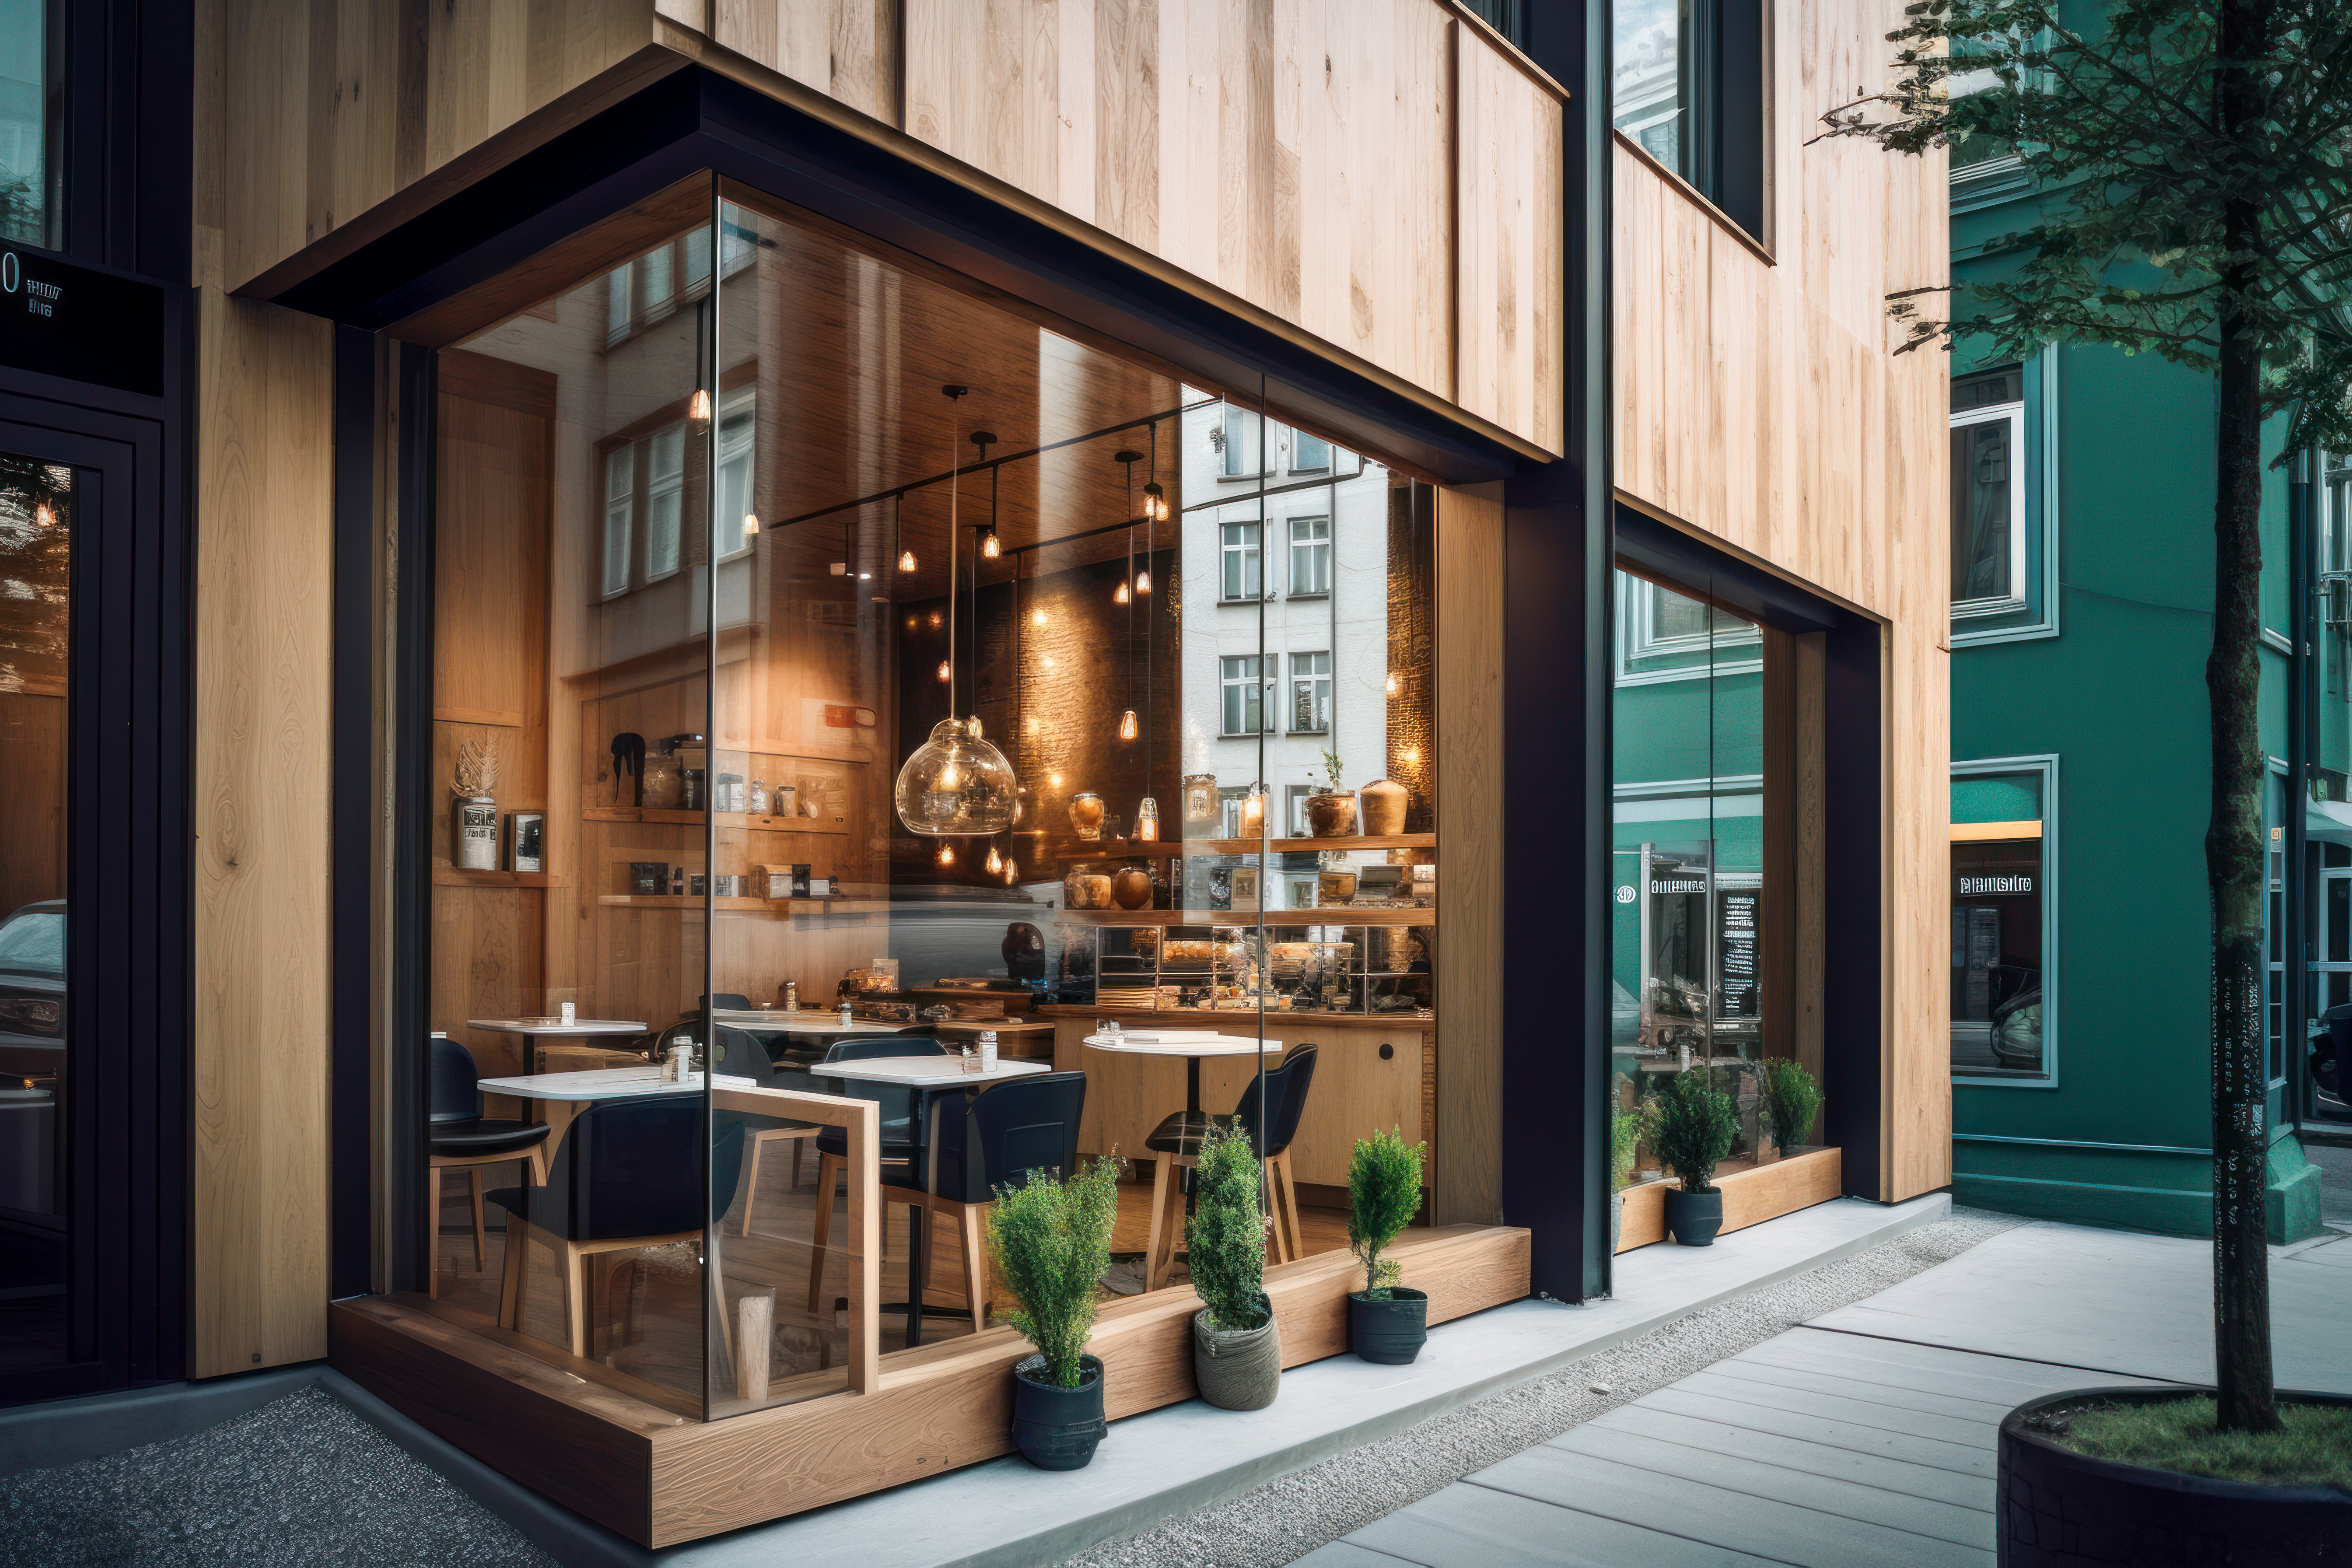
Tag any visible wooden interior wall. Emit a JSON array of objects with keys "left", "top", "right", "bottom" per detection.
[
  {"left": 1610, "top": 0, "right": 1950, "bottom": 1200},
  {"left": 1433, "top": 482, "right": 1502, "bottom": 1225},
  {"left": 0, "top": 696, "right": 64, "bottom": 920},
  {"left": 191, "top": 290, "right": 336, "bottom": 1376}
]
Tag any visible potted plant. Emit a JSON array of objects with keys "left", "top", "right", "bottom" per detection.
[
  {"left": 1186, "top": 1125, "right": 1281, "bottom": 1410},
  {"left": 1760, "top": 1060, "right": 1822, "bottom": 1158},
  {"left": 1305, "top": 748, "right": 1357, "bottom": 837},
  {"left": 1650, "top": 1069, "right": 1737, "bottom": 1246},
  {"left": 1609, "top": 1102, "right": 1651, "bottom": 1255},
  {"left": 1345, "top": 1127, "right": 1427, "bottom": 1363},
  {"left": 988, "top": 1152, "right": 1122, "bottom": 1470}
]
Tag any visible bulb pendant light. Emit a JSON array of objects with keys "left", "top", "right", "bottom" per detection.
[
  {"left": 1134, "top": 567, "right": 1152, "bottom": 595},
  {"left": 981, "top": 527, "right": 1000, "bottom": 558},
  {"left": 936, "top": 842, "right": 956, "bottom": 867},
  {"left": 985, "top": 845, "right": 1003, "bottom": 874},
  {"left": 900, "top": 549, "right": 918, "bottom": 573},
  {"left": 1113, "top": 578, "right": 1130, "bottom": 605},
  {"left": 1118, "top": 709, "right": 1138, "bottom": 741},
  {"left": 936, "top": 659, "right": 952, "bottom": 683},
  {"left": 689, "top": 389, "right": 712, "bottom": 423}
]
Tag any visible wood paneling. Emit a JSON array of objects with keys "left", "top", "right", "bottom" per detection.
[
  {"left": 713, "top": 0, "right": 900, "bottom": 122},
  {"left": 1614, "top": 1147, "right": 1842, "bottom": 1252},
  {"left": 1434, "top": 482, "right": 1501, "bottom": 1225},
  {"left": 0, "top": 695, "right": 65, "bottom": 920},
  {"left": 1453, "top": 35, "right": 1562, "bottom": 450},
  {"left": 332, "top": 1220, "right": 1528, "bottom": 1546},
  {"left": 192, "top": 290, "right": 336, "bottom": 1377},
  {"left": 1611, "top": 0, "right": 1950, "bottom": 1201}
]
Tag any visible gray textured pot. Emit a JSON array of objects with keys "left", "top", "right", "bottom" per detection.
[
  {"left": 1610, "top": 1188, "right": 1622, "bottom": 1255},
  {"left": 1193, "top": 1298, "right": 1281, "bottom": 1411}
]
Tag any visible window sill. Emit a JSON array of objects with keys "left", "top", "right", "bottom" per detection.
[
  {"left": 1218, "top": 595, "right": 1274, "bottom": 607},
  {"left": 1285, "top": 592, "right": 1330, "bottom": 602}
]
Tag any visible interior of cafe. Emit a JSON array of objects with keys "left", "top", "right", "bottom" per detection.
[{"left": 417, "top": 181, "right": 1451, "bottom": 1419}]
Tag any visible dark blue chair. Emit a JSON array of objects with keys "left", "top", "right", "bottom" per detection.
[
  {"left": 894, "top": 1071, "right": 1088, "bottom": 1331},
  {"left": 1141, "top": 1044, "right": 1319, "bottom": 1289},
  {"left": 427, "top": 1036, "right": 552, "bottom": 1298},
  {"left": 486, "top": 1097, "right": 744, "bottom": 1359},
  {"left": 800, "top": 1035, "right": 947, "bottom": 1317}
]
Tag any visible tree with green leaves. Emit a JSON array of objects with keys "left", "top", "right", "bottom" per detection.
[{"left": 1820, "top": 0, "right": 2352, "bottom": 1433}]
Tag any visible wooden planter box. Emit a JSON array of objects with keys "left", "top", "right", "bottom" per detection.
[{"left": 1615, "top": 1146, "right": 1841, "bottom": 1252}]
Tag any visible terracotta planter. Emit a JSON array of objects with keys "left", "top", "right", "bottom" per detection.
[
  {"left": 1304, "top": 790, "right": 1357, "bottom": 837},
  {"left": 1358, "top": 779, "right": 1409, "bottom": 835},
  {"left": 1064, "top": 873, "right": 1114, "bottom": 910},
  {"left": 1111, "top": 866, "right": 1154, "bottom": 910}
]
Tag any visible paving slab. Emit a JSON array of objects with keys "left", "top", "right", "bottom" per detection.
[
  {"left": 1336, "top": 1480, "right": 1788, "bottom": 1568},
  {"left": 1809, "top": 1220, "right": 2352, "bottom": 1392},
  {"left": 1586, "top": 1403, "right": 1991, "bottom": 1509}
]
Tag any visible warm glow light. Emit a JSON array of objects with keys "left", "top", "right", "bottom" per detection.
[
  {"left": 1400, "top": 746, "right": 1421, "bottom": 764},
  {"left": 900, "top": 550, "right": 919, "bottom": 572},
  {"left": 1004, "top": 861, "right": 1019, "bottom": 884},
  {"left": 689, "top": 390, "right": 712, "bottom": 423},
  {"left": 1137, "top": 817, "right": 1158, "bottom": 842},
  {"left": 1048, "top": 772, "right": 1063, "bottom": 789},
  {"left": 1114, "top": 580, "right": 1130, "bottom": 605},
  {"left": 936, "top": 843, "right": 956, "bottom": 866},
  {"left": 906, "top": 615, "right": 918, "bottom": 631},
  {"left": 1118, "top": 709, "right": 1138, "bottom": 741},
  {"left": 966, "top": 716, "right": 984, "bottom": 738},
  {"left": 1031, "top": 607, "right": 1047, "bottom": 626},
  {"left": 936, "top": 660, "right": 953, "bottom": 683},
  {"left": 985, "top": 846, "right": 1003, "bottom": 874},
  {"left": 742, "top": 513, "right": 760, "bottom": 538},
  {"left": 981, "top": 528, "right": 1000, "bottom": 559},
  {"left": 1385, "top": 671, "right": 1401, "bottom": 696},
  {"left": 938, "top": 761, "right": 961, "bottom": 791},
  {"left": 928, "top": 611, "right": 943, "bottom": 629},
  {"left": 1134, "top": 569, "right": 1152, "bottom": 594},
  {"left": 1043, "top": 656, "right": 1056, "bottom": 669},
  {"left": 31, "top": 504, "right": 54, "bottom": 529}
]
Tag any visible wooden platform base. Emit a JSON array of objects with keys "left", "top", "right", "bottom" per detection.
[
  {"left": 1614, "top": 1145, "right": 1842, "bottom": 1252},
  {"left": 332, "top": 1222, "right": 1530, "bottom": 1547}
]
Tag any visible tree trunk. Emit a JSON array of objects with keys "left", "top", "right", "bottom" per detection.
[{"left": 2208, "top": 0, "right": 2281, "bottom": 1432}]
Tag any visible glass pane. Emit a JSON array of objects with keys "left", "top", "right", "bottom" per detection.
[
  {"left": 0, "top": 2, "right": 54, "bottom": 249},
  {"left": 0, "top": 452, "right": 70, "bottom": 1373},
  {"left": 1950, "top": 830, "right": 2046, "bottom": 1077},
  {"left": 425, "top": 185, "right": 714, "bottom": 1415},
  {"left": 1951, "top": 416, "right": 2014, "bottom": 604},
  {"left": 1613, "top": 0, "right": 1687, "bottom": 172}
]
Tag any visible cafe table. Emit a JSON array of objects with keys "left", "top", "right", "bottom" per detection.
[
  {"left": 805, "top": 1054, "right": 1048, "bottom": 1346},
  {"left": 1080, "top": 1030, "right": 1283, "bottom": 1116},
  {"left": 467, "top": 1018, "right": 647, "bottom": 1074}
]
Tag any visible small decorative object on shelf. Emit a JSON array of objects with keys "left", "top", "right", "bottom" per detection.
[
  {"left": 1112, "top": 866, "right": 1153, "bottom": 910},
  {"left": 640, "top": 751, "right": 683, "bottom": 809},
  {"left": 1358, "top": 778, "right": 1409, "bottom": 836},
  {"left": 451, "top": 737, "right": 501, "bottom": 870},
  {"left": 1135, "top": 796, "right": 1160, "bottom": 842},
  {"left": 1238, "top": 785, "right": 1267, "bottom": 839},
  {"left": 1317, "top": 868, "right": 1357, "bottom": 905},
  {"left": 1068, "top": 791, "right": 1106, "bottom": 841},
  {"left": 505, "top": 811, "right": 544, "bottom": 874},
  {"left": 1305, "top": 749, "right": 1357, "bottom": 837},
  {"left": 747, "top": 776, "right": 769, "bottom": 816},
  {"left": 630, "top": 861, "right": 665, "bottom": 895},
  {"left": 1182, "top": 774, "right": 1218, "bottom": 825},
  {"left": 775, "top": 783, "right": 798, "bottom": 817},
  {"left": 1064, "top": 872, "right": 1115, "bottom": 910}
]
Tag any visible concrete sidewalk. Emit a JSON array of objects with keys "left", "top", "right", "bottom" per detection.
[{"left": 1295, "top": 1221, "right": 2352, "bottom": 1568}]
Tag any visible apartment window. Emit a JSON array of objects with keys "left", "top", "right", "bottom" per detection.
[
  {"left": 604, "top": 228, "right": 747, "bottom": 347},
  {"left": 1614, "top": 573, "right": 1762, "bottom": 682},
  {"left": 601, "top": 447, "right": 635, "bottom": 597},
  {"left": 1219, "top": 406, "right": 1249, "bottom": 477},
  {"left": 645, "top": 425, "right": 686, "bottom": 578},
  {"left": 1952, "top": 368, "right": 2026, "bottom": 616},
  {"left": 1291, "top": 431, "right": 1332, "bottom": 472},
  {"left": 1950, "top": 759, "right": 2055, "bottom": 1082},
  {"left": 1289, "top": 651, "right": 1332, "bottom": 734},
  {"left": 1285, "top": 784, "right": 1315, "bottom": 837},
  {"left": 1222, "top": 521, "right": 1262, "bottom": 602},
  {"left": 1221, "top": 654, "right": 1271, "bottom": 736},
  {"left": 715, "top": 392, "right": 755, "bottom": 560},
  {"left": 1289, "top": 517, "right": 1331, "bottom": 597},
  {"left": 1612, "top": 0, "right": 1765, "bottom": 236}
]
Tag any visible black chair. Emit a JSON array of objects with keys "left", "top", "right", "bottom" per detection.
[
  {"left": 719, "top": 1025, "right": 832, "bottom": 1237},
  {"left": 1141, "top": 1044, "right": 1320, "bottom": 1289},
  {"left": 882, "top": 1071, "right": 1088, "bottom": 1331},
  {"left": 427, "top": 1036, "right": 553, "bottom": 1299},
  {"left": 700, "top": 993, "right": 755, "bottom": 1012},
  {"left": 802, "top": 1035, "right": 946, "bottom": 1315},
  {"left": 486, "top": 1098, "right": 745, "bottom": 1360}
]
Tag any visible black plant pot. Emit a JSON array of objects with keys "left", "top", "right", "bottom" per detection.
[
  {"left": 1010, "top": 1353, "right": 1107, "bottom": 1471},
  {"left": 1665, "top": 1185, "right": 1723, "bottom": 1246},
  {"left": 1999, "top": 1387, "right": 2352, "bottom": 1566},
  {"left": 1348, "top": 1288, "right": 1428, "bottom": 1365}
]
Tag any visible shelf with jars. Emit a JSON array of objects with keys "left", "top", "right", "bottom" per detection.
[{"left": 1057, "top": 907, "right": 1437, "bottom": 926}]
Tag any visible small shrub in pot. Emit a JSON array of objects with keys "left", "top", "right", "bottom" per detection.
[
  {"left": 1760, "top": 1060, "right": 1822, "bottom": 1157},
  {"left": 1651, "top": 1070, "right": 1737, "bottom": 1246},
  {"left": 1346, "top": 1127, "right": 1428, "bottom": 1363},
  {"left": 989, "top": 1153, "right": 1122, "bottom": 1469},
  {"left": 1186, "top": 1125, "right": 1281, "bottom": 1409}
]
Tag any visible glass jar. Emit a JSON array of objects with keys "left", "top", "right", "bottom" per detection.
[
  {"left": 1068, "top": 791, "right": 1106, "bottom": 840},
  {"left": 1182, "top": 774, "right": 1218, "bottom": 824},
  {"left": 1135, "top": 796, "right": 1160, "bottom": 842},
  {"left": 1238, "top": 786, "right": 1266, "bottom": 840}
]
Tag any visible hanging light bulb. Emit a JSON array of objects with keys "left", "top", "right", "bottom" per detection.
[
  {"left": 937, "top": 659, "right": 952, "bottom": 683},
  {"left": 1142, "top": 481, "right": 1168, "bottom": 522},
  {"left": 1134, "top": 567, "right": 1152, "bottom": 595},
  {"left": 986, "top": 845, "right": 1003, "bottom": 874},
  {"left": 900, "top": 549, "right": 919, "bottom": 573},
  {"left": 31, "top": 503, "right": 54, "bottom": 529},
  {"left": 689, "top": 389, "right": 712, "bottom": 423},
  {"left": 936, "top": 842, "right": 956, "bottom": 867},
  {"left": 981, "top": 525, "right": 1000, "bottom": 559},
  {"left": 1031, "top": 606, "right": 1047, "bottom": 626},
  {"left": 1118, "top": 709, "right": 1138, "bottom": 742},
  {"left": 742, "top": 512, "right": 760, "bottom": 538},
  {"left": 1114, "top": 578, "right": 1130, "bottom": 606},
  {"left": 1003, "top": 859, "right": 1019, "bottom": 886}
]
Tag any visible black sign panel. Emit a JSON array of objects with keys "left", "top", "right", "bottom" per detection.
[
  {"left": 1718, "top": 889, "right": 1760, "bottom": 1021},
  {"left": 0, "top": 249, "right": 166, "bottom": 398}
]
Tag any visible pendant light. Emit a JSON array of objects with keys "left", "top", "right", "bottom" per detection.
[
  {"left": 985, "top": 844, "right": 1003, "bottom": 875},
  {"left": 1135, "top": 426, "right": 1154, "bottom": 595},
  {"left": 1112, "top": 449, "right": 1140, "bottom": 743},
  {"left": 895, "top": 386, "right": 1018, "bottom": 837},
  {"left": 1142, "top": 420, "right": 1169, "bottom": 522}
]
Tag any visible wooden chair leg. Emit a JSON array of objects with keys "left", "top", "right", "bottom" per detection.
[
  {"left": 498, "top": 1214, "right": 528, "bottom": 1330},
  {"left": 1275, "top": 1152, "right": 1304, "bottom": 1260},
  {"left": 805, "top": 1151, "right": 841, "bottom": 1316},
  {"left": 791, "top": 1137, "right": 806, "bottom": 1190},
  {"left": 528, "top": 1144, "right": 549, "bottom": 1185},
  {"left": 468, "top": 1168, "right": 488, "bottom": 1273},
  {"left": 956, "top": 1201, "right": 988, "bottom": 1331},
  {"left": 738, "top": 1134, "right": 766, "bottom": 1238},
  {"left": 708, "top": 1227, "right": 735, "bottom": 1371},
  {"left": 1145, "top": 1156, "right": 1182, "bottom": 1292},
  {"left": 427, "top": 1169, "right": 443, "bottom": 1300},
  {"left": 565, "top": 1239, "right": 588, "bottom": 1359}
]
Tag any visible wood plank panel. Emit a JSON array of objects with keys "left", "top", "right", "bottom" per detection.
[
  {"left": 1453, "top": 32, "right": 1562, "bottom": 451},
  {"left": 192, "top": 290, "right": 336, "bottom": 1377},
  {"left": 1434, "top": 482, "right": 1502, "bottom": 1225}
]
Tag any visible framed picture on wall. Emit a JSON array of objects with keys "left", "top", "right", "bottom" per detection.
[{"left": 506, "top": 812, "right": 546, "bottom": 874}]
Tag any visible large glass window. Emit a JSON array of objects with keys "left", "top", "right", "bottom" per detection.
[
  {"left": 1611, "top": 0, "right": 1764, "bottom": 230},
  {"left": 1950, "top": 764, "right": 2051, "bottom": 1080},
  {"left": 0, "top": 1, "right": 56, "bottom": 249}
]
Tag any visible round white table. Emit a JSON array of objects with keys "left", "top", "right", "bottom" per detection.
[
  {"left": 467, "top": 1018, "right": 647, "bottom": 1074},
  {"left": 1081, "top": 1030, "right": 1282, "bottom": 1116}
]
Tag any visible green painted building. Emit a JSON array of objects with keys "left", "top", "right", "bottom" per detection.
[{"left": 1946, "top": 155, "right": 2331, "bottom": 1241}]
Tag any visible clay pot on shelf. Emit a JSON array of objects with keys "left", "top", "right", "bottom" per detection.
[
  {"left": 1304, "top": 790, "right": 1358, "bottom": 838},
  {"left": 1111, "top": 867, "right": 1155, "bottom": 910},
  {"left": 1064, "top": 873, "right": 1115, "bottom": 910},
  {"left": 1358, "top": 779, "right": 1409, "bottom": 836}
]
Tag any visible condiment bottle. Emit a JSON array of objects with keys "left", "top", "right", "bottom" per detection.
[
  {"left": 666, "top": 1043, "right": 693, "bottom": 1083},
  {"left": 980, "top": 1029, "right": 999, "bottom": 1072},
  {"left": 838, "top": 998, "right": 854, "bottom": 1027},
  {"left": 784, "top": 980, "right": 799, "bottom": 1012}
]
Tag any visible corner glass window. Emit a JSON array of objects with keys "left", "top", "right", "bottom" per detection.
[{"left": 1950, "top": 765, "right": 2051, "bottom": 1081}]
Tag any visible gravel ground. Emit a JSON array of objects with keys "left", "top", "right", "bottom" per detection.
[
  {"left": 0, "top": 1384, "right": 552, "bottom": 1568},
  {"left": 1066, "top": 1206, "right": 2024, "bottom": 1568}
]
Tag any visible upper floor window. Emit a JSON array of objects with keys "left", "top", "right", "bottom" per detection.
[
  {"left": 1288, "top": 651, "right": 1332, "bottom": 734},
  {"left": 1611, "top": 0, "right": 1766, "bottom": 238},
  {"left": 644, "top": 425, "right": 686, "bottom": 580},
  {"left": 1221, "top": 654, "right": 1272, "bottom": 736},
  {"left": 605, "top": 224, "right": 753, "bottom": 348},
  {"left": 0, "top": 0, "right": 60, "bottom": 248},
  {"left": 602, "top": 447, "right": 634, "bottom": 598},
  {"left": 1218, "top": 406, "right": 1252, "bottom": 478},
  {"left": 1291, "top": 431, "right": 1331, "bottom": 472},
  {"left": 1614, "top": 573, "right": 1761, "bottom": 682},
  {"left": 1952, "top": 368, "right": 2026, "bottom": 617},
  {"left": 1289, "top": 516, "right": 1331, "bottom": 597},
  {"left": 714, "top": 390, "right": 756, "bottom": 562},
  {"left": 1222, "top": 520, "right": 1263, "bottom": 602}
]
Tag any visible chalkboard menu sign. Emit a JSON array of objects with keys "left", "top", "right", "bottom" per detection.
[{"left": 1718, "top": 889, "right": 1760, "bottom": 1021}]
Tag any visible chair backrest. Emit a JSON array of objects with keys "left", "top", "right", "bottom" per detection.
[
  {"left": 564, "top": 1097, "right": 746, "bottom": 1241},
  {"left": 820, "top": 1035, "right": 946, "bottom": 1130},
  {"left": 428, "top": 1036, "right": 480, "bottom": 1124},
  {"left": 712, "top": 1025, "right": 774, "bottom": 1085},
  {"left": 929, "top": 1071, "right": 1088, "bottom": 1204},
  {"left": 700, "top": 993, "right": 754, "bottom": 1012},
  {"left": 1264, "top": 1043, "right": 1320, "bottom": 1156}
]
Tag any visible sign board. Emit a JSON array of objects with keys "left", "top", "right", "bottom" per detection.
[{"left": 0, "top": 248, "right": 166, "bottom": 397}]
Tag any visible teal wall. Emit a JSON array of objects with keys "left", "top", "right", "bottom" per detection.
[{"left": 1950, "top": 187, "right": 2322, "bottom": 1242}]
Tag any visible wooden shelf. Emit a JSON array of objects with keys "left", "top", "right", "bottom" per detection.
[
  {"left": 582, "top": 806, "right": 848, "bottom": 834},
  {"left": 1051, "top": 838, "right": 1184, "bottom": 861},
  {"left": 1057, "top": 906, "right": 1436, "bottom": 927},
  {"left": 433, "top": 866, "right": 562, "bottom": 888},
  {"left": 1184, "top": 833, "right": 1436, "bottom": 855},
  {"left": 595, "top": 894, "right": 888, "bottom": 917}
]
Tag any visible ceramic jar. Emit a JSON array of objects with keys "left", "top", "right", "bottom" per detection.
[
  {"left": 1317, "top": 869, "right": 1358, "bottom": 905},
  {"left": 1065, "top": 872, "right": 1115, "bottom": 910},
  {"left": 1111, "top": 866, "right": 1154, "bottom": 910},
  {"left": 640, "top": 753, "right": 684, "bottom": 809},
  {"left": 1068, "top": 792, "right": 1106, "bottom": 841},
  {"left": 1304, "top": 789, "right": 1358, "bottom": 837},
  {"left": 454, "top": 795, "right": 499, "bottom": 869},
  {"left": 1358, "top": 779, "right": 1409, "bottom": 836}
]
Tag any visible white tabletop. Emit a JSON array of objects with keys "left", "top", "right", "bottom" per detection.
[
  {"left": 476, "top": 1067, "right": 756, "bottom": 1101},
  {"left": 1081, "top": 1031, "right": 1283, "bottom": 1057},
  {"left": 805, "top": 1057, "right": 1050, "bottom": 1088},
  {"left": 467, "top": 1018, "right": 647, "bottom": 1038},
  {"left": 712, "top": 1008, "right": 927, "bottom": 1036}
]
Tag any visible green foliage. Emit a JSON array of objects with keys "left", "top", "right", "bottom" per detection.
[
  {"left": 1761, "top": 1060, "right": 1824, "bottom": 1155},
  {"left": 1610, "top": 1106, "right": 1652, "bottom": 1193},
  {"left": 1816, "top": 0, "right": 2352, "bottom": 455},
  {"left": 2058, "top": 1397, "right": 2352, "bottom": 1488},
  {"left": 987, "top": 1154, "right": 1122, "bottom": 1388},
  {"left": 1347, "top": 1127, "right": 1425, "bottom": 1297},
  {"left": 1650, "top": 1071, "right": 1739, "bottom": 1194},
  {"left": 1318, "top": 748, "right": 1347, "bottom": 792},
  {"left": 1186, "top": 1126, "right": 1271, "bottom": 1332}
]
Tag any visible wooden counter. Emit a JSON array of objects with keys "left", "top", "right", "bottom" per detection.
[{"left": 1039, "top": 1005, "right": 1434, "bottom": 1188}]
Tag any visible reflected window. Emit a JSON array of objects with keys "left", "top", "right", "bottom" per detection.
[
  {"left": 715, "top": 392, "right": 755, "bottom": 561},
  {"left": 1222, "top": 522, "right": 1262, "bottom": 602},
  {"left": 601, "top": 448, "right": 634, "bottom": 597},
  {"left": 645, "top": 426, "right": 685, "bottom": 580},
  {"left": 1950, "top": 763, "right": 2051, "bottom": 1079},
  {"left": 0, "top": 0, "right": 57, "bottom": 249},
  {"left": 1291, "top": 431, "right": 1331, "bottom": 472},
  {"left": 1289, "top": 517, "right": 1330, "bottom": 597},
  {"left": 1951, "top": 369, "right": 2025, "bottom": 615},
  {"left": 1222, "top": 654, "right": 1270, "bottom": 735},
  {"left": 1288, "top": 651, "right": 1331, "bottom": 734}
]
